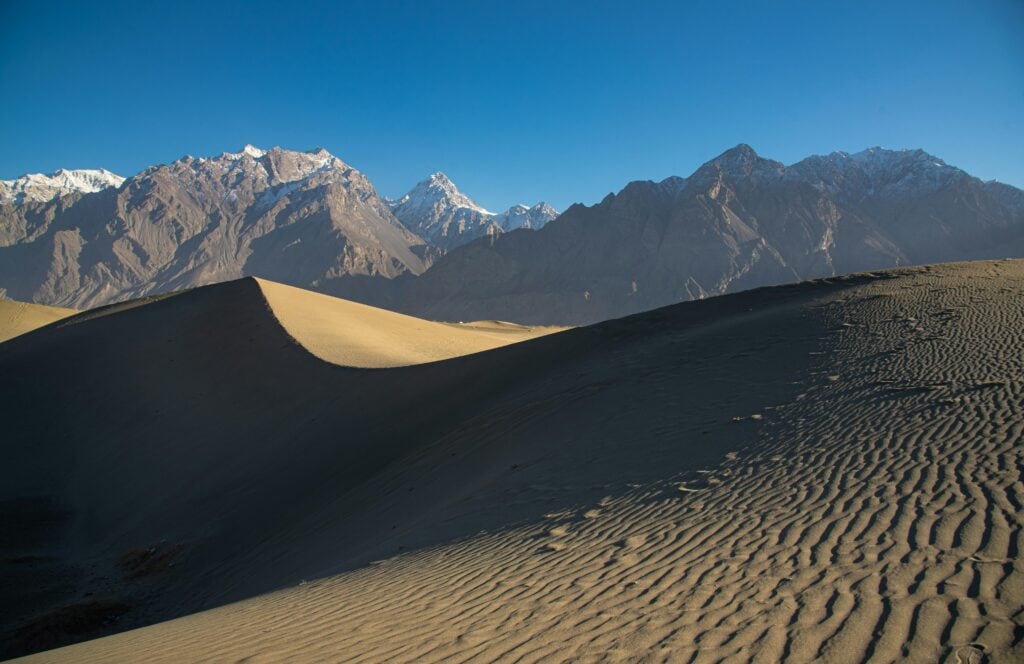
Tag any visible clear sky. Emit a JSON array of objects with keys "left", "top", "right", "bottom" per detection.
[{"left": 1, "top": 0, "right": 1021, "bottom": 211}]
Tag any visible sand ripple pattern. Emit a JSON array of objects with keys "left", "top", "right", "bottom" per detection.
[{"left": 23, "top": 262, "right": 1024, "bottom": 663}]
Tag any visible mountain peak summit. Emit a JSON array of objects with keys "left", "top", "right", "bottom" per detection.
[
  {"left": 388, "top": 173, "right": 557, "bottom": 249},
  {"left": 242, "top": 144, "right": 266, "bottom": 158},
  {"left": 400, "top": 172, "right": 490, "bottom": 214},
  {"left": 721, "top": 143, "right": 758, "bottom": 159},
  {"left": 693, "top": 143, "right": 783, "bottom": 182}
]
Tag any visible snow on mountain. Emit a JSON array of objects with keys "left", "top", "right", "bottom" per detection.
[
  {"left": 0, "top": 144, "right": 429, "bottom": 307},
  {"left": 388, "top": 173, "right": 498, "bottom": 250},
  {"left": 334, "top": 144, "right": 1024, "bottom": 326},
  {"left": 394, "top": 172, "right": 493, "bottom": 216},
  {"left": 389, "top": 172, "right": 557, "bottom": 249},
  {"left": 492, "top": 202, "right": 558, "bottom": 231},
  {"left": 219, "top": 144, "right": 268, "bottom": 161},
  {"left": 0, "top": 168, "right": 125, "bottom": 204},
  {"left": 788, "top": 147, "right": 965, "bottom": 197}
]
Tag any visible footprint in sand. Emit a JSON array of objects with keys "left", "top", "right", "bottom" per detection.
[{"left": 948, "top": 644, "right": 986, "bottom": 664}]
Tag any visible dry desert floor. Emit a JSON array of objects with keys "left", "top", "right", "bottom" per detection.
[{"left": 1, "top": 261, "right": 1022, "bottom": 662}]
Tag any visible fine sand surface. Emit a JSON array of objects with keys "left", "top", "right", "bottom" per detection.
[
  {"left": 2, "top": 262, "right": 1022, "bottom": 662},
  {"left": 254, "top": 278, "right": 563, "bottom": 367},
  {"left": 0, "top": 299, "right": 76, "bottom": 342}
]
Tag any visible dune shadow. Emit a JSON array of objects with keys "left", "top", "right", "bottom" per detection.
[{"left": 0, "top": 272, "right": 876, "bottom": 658}]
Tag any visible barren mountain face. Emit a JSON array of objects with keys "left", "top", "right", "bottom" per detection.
[
  {"left": 329, "top": 145, "right": 1024, "bottom": 325},
  {"left": 0, "top": 146, "right": 429, "bottom": 308}
]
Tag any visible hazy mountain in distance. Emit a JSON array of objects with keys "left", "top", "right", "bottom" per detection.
[
  {"left": 326, "top": 145, "right": 1024, "bottom": 325},
  {"left": 492, "top": 202, "right": 559, "bottom": 232},
  {"left": 0, "top": 145, "right": 431, "bottom": 308},
  {"left": 388, "top": 172, "right": 557, "bottom": 249}
]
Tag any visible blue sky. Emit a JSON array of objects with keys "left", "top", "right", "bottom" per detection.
[{"left": 1, "top": 0, "right": 1021, "bottom": 210}]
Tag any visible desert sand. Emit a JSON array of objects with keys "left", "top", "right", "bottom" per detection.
[
  {"left": 254, "top": 278, "right": 563, "bottom": 367},
  {"left": 2, "top": 261, "right": 1022, "bottom": 662},
  {"left": 0, "top": 299, "right": 76, "bottom": 343}
]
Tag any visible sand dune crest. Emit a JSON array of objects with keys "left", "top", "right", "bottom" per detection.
[
  {"left": 253, "top": 278, "right": 564, "bottom": 368},
  {"left": 0, "top": 299, "right": 77, "bottom": 342},
  {"left": 3, "top": 262, "right": 1023, "bottom": 662}
]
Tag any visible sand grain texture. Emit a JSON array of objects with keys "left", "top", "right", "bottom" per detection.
[
  {"left": 0, "top": 299, "right": 77, "bottom": 342},
  {"left": 2, "top": 262, "right": 1023, "bottom": 663},
  {"left": 254, "top": 278, "right": 562, "bottom": 367}
]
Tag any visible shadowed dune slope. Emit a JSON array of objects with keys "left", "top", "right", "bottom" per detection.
[
  {"left": 0, "top": 299, "right": 77, "bottom": 342},
  {"left": 3, "top": 262, "right": 1023, "bottom": 662},
  {"left": 253, "top": 278, "right": 563, "bottom": 368}
]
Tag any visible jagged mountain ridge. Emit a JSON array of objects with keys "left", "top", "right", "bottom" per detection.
[
  {"left": 0, "top": 168, "right": 125, "bottom": 204},
  {"left": 324, "top": 144, "right": 1024, "bottom": 325},
  {"left": 493, "top": 202, "right": 559, "bottom": 232},
  {"left": 388, "top": 172, "right": 557, "bottom": 249},
  {"left": 0, "top": 145, "right": 431, "bottom": 308},
  {"left": 3, "top": 143, "right": 1020, "bottom": 319}
]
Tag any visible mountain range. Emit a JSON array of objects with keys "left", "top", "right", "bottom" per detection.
[
  {"left": 325, "top": 145, "right": 1024, "bottom": 324},
  {"left": 0, "top": 168, "right": 125, "bottom": 204},
  {"left": 1, "top": 144, "right": 1022, "bottom": 321},
  {"left": 0, "top": 146, "right": 554, "bottom": 308}
]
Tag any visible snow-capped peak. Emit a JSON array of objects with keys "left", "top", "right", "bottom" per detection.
[
  {"left": 393, "top": 171, "right": 493, "bottom": 216},
  {"left": 222, "top": 144, "right": 267, "bottom": 161},
  {"left": 389, "top": 171, "right": 558, "bottom": 246},
  {"left": 493, "top": 201, "right": 559, "bottom": 231},
  {"left": 0, "top": 168, "right": 125, "bottom": 204},
  {"left": 788, "top": 146, "right": 964, "bottom": 198},
  {"left": 847, "top": 147, "right": 954, "bottom": 172},
  {"left": 208, "top": 145, "right": 345, "bottom": 186},
  {"left": 802, "top": 146, "right": 954, "bottom": 172},
  {"left": 243, "top": 144, "right": 266, "bottom": 158}
]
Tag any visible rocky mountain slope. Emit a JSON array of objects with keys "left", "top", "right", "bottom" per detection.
[
  {"left": 388, "top": 172, "right": 557, "bottom": 249},
  {"left": 328, "top": 145, "right": 1024, "bottom": 325},
  {"left": 0, "top": 146, "right": 430, "bottom": 308}
]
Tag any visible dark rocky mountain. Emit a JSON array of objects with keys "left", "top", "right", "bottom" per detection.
[
  {"left": 325, "top": 145, "right": 1024, "bottom": 325},
  {"left": 0, "top": 145, "right": 430, "bottom": 308}
]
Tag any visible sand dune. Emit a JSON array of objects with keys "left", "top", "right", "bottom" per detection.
[
  {"left": 254, "top": 278, "right": 563, "bottom": 368},
  {"left": 2, "top": 262, "right": 1023, "bottom": 662},
  {"left": 0, "top": 299, "right": 76, "bottom": 343}
]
